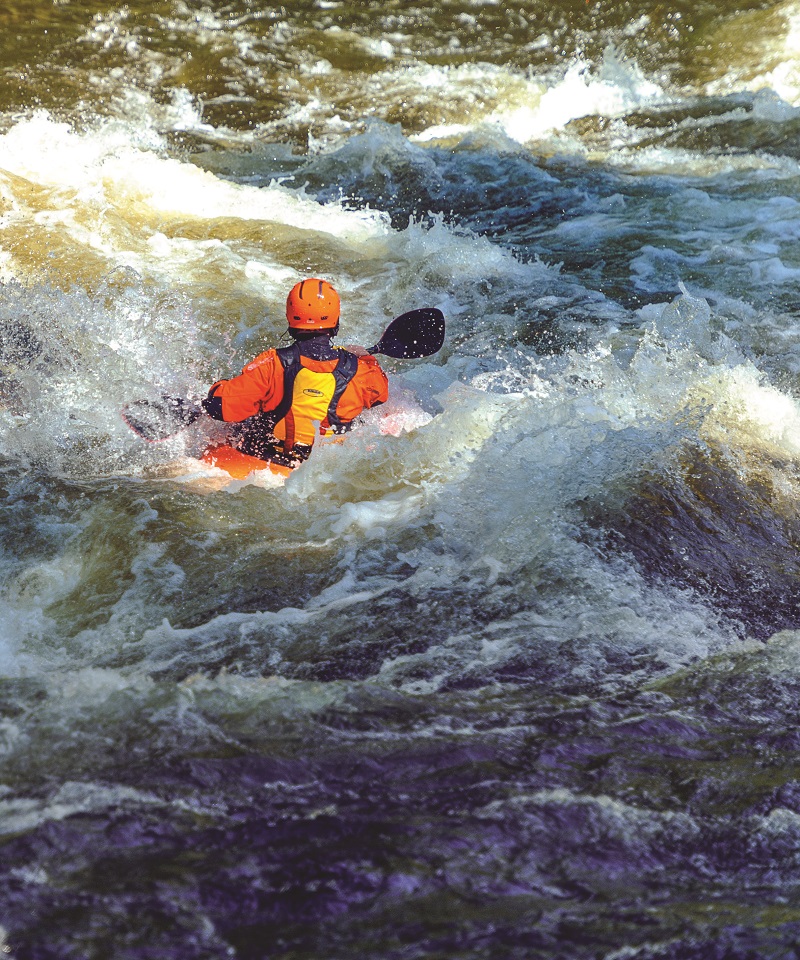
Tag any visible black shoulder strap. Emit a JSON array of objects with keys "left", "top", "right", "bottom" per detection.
[
  {"left": 276, "top": 343, "right": 302, "bottom": 369},
  {"left": 265, "top": 343, "right": 301, "bottom": 427},
  {"left": 325, "top": 351, "right": 359, "bottom": 432}
]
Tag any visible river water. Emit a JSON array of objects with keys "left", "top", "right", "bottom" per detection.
[{"left": 3, "top": 1, "right": 800, "bottom": 957}]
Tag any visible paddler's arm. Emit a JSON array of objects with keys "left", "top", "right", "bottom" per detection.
[
  {"left": 202, "top": 349, "right": 283, "bottom": 422},
  {"left": 344, "top": 345, "right": 388, "bottom": 406},
  {"left": 355, "top": 353, "right": 389, "bottom": 408},
  {"left": 335, "top": 351, "right": 389, "bottom": 419}
]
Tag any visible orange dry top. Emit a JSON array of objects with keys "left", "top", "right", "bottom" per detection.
[{"left": 208, "top": 348, "right": 388, "bottom": 443}]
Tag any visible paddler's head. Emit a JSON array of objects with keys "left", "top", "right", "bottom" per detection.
[{"left": 286, "top": 278, "right": 340, "bottom": 339}]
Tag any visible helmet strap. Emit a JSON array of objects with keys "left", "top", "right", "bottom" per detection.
[{"left": 288, "top": 322, "right": 339, "bottom": 342}]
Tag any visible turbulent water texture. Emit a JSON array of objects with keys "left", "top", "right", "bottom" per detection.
[{"left": 4, "top": 1, "right": 800, "bottom": 958}]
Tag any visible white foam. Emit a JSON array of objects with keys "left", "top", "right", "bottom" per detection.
[
  {"left": 497, "top": 48, "right": 665, "bottom": 142},
  {"left": 0, "top": 111, "right": 390, "bottom": 258},
  {"left": 411, "top": 49, "right": 667, "bottom": 146},
  {"left": 0, "top": 554, "right": 83, "bottom": 677}
]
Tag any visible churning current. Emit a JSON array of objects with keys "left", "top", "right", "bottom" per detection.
[{"left": 2, "top": 2, "right": 800, "bottom": 958}]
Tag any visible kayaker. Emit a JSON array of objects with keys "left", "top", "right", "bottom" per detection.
[{"left": 201, "top": 278, "right": 389, "bottom": 471}]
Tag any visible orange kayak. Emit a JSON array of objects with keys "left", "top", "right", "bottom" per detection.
[{"left": 200, "top": 444, "right": 292, "bottom": 479}]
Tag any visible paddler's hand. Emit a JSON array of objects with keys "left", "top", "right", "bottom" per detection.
[{"left": 344, "top": 344, "right": 368, "bottom": 356}]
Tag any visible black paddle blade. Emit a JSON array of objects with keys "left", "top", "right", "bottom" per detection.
[
  {"left": 368, "top": 307, "right": 445, "bottom": 359},
  {"left": 122, "top": 395, "right": 202, "bottom": 442}
]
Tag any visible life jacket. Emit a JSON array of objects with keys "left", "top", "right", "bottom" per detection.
[{"left": 261, "top": 343, "right": 360, "bottom": 455}]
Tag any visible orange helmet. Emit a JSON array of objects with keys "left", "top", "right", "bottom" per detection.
[{"left": 286, "top": 278, "right": 340, "bottom": 330}]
